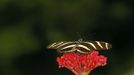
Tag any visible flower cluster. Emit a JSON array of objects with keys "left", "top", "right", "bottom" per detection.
[{"left": 57, "top": 51, "right": 107, "bottom": 75}]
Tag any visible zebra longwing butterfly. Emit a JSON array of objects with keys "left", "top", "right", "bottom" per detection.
[{"left": 47, "top": 39, "right": 112, "bottom": 54}]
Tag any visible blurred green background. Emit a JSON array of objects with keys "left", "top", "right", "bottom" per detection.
[{"left": 0, "top": 0, "right": 134, "bottom": 75}]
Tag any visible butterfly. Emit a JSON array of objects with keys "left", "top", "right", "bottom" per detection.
[{"left": 47, "top": 39, "right": 112, "bottom": 54}]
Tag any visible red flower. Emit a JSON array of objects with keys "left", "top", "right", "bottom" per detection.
[{"left": 56, "top": 51, "right": 107, "bottom": 75}]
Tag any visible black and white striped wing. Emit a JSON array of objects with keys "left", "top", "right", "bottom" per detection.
[
  {"left": 81, "top": 41, "right": 112, "bottom": 50},
  {"left": 47, "top": 41, "right": 77, "bottom": 53}
]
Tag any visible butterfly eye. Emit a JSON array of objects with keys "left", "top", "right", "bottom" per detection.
[{"left": 78, "top": 38, "right": 83, "bottom": 42}]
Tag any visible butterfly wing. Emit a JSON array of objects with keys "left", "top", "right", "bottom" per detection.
[
  {"left": 47, "top": 42, "right": 64, "bottom": 49},
  {"left": 47, "top": 41, "right": 77, "bottom": 53},
  {"left": 82, "top": 41, "right": 112, "bottom": 50}
]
